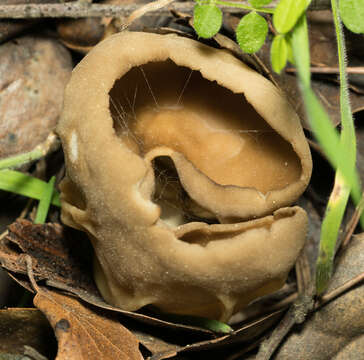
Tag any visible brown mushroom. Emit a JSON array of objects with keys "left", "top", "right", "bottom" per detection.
[{"left": 57, "top": 32, "right": 312, "bottom": 321}]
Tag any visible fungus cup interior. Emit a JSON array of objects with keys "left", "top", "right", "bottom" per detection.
[{"left": 109, "top": 59, "right": 302, "bottom": 226}]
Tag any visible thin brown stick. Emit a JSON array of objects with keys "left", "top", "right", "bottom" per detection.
[
  {"left": 256, "top": 252, "right": 314, "bottom": 360},
  {"left": 286, "top": 66, "right": 364, "bottom": 75},
  {"left": 255, "top": 308, "right": 296, "bottom": 360},
  {"left": 340, "top": 192, "right": 364, "bottom": 249},
  {"left": 0, "top": 0, "right": 332, "bottom": 19},
  {"left": 315, "top": 270, "right": 364, "bottom": 309},
  {"left": 25, "top": 254, "right": 40, "bottom": 293},
  {"left": 307, "top": 138, "right": 326, "bottom": 158}
]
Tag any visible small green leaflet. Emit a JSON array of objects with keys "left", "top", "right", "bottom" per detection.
[
  {"left": 250, "top": 0, "right": 272, "bottom": 7},
  {"left": 273, "top": 0, "right": 311, "bottom": 34},
  {"left": 236, "top": 11, "right": 268, "bottom": 53},
  {"left": 339, "top": 0, "right": 364, "bottom": 34},
  {"left": 193, "top": 4, "right": 223, "bottom": 39},
  {"left": 35, "top": 176, "right": 56, "bottom": 224},
  {"left": 271, "top": 34, "right": 288, "bottom": 73}
]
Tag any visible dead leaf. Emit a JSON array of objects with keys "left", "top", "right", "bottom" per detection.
[
  {"left": 0, "top": 219, "right": 97, "bottom": 293},
  {"left": 0, "top": 308, "right": 55, "bottom": 358},
  {"left": 34, "top": 287, "right": 143, "bottom": 360},
  {"left": 0, "top": 36, "right": 72, "bottom": 159},
  {"left": 272, "top": 234, "right": 364, "bottom": 359}
]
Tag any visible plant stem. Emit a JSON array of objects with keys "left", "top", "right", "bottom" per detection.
[
  {"left": 0, "top": 132, "right": 58, "bottom": 170},
  {"left": 0, "top": 148, "right": 43, "bottom": 170},
  {"left": 212, "top": 1, "right": 275, "bottom": 14},
  {"left": 331, "top": 0, "right": 363, "bottom": 211}
]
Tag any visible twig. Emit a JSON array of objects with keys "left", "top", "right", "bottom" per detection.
[
  {"left": 340, "top": 191, "right": 364, "bottom": 249},
  {"left": 25, "top": 254, "right": 40, "bottom": 292},
  {"left": 122, "top": 0, "right": 174, "bottom": 30},
  {"left": 0, "top": 0, "right": 332, "bottom": 19},
  {"left": 315, "top": 270, "right": 364, "bottom": 309},
  {"left": 307, "top": 138, "right": 326, "bottom": 159},
  {"left": 255, "top": 252, "right": 314, "bottom": 360},
  {"left": 256, "top": 308, "right": 296, "bottom": 360},
  {"left": 286, "top": 66, "right": 364, "bottom": 75}
]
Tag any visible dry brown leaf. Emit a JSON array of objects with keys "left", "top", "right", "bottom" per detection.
[
  {"left": 34, "top": 287, "right": 143, "bottom": 360},
  {"left": 0, "top": 36, "right": 72, "bottom": 159},
  {"left": 271, "top": 234, "right": 364, "bottom": 360}
]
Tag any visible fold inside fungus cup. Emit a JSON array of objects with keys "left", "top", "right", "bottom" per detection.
[{"left": 58, "top": 32, "right": 312, "bottom": 321}]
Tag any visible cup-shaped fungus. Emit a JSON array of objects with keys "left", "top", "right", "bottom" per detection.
[{"left": 57, "top": 32, "right": 312, "bottom": 321}]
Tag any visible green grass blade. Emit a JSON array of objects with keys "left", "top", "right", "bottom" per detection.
[
  {"left": 0, "top": 170, "right": 60, "bottom": 207},
  {"left": 315, "top": 172, "right": 350, "bottom": 294},
  {"left": 291, "top": 11, "right": 363, "bottom": 295},
  {"left": 315, "top": 0, "right": 364, "bottom": 294},
  {"left": 35, "top": 176, "right": 56, "bottom": 224},
  {"left": 291, "top": 15, "right": 361, "bottom": 203}
]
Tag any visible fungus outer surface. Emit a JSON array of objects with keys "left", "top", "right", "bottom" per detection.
[{"left": 58, "top": 32, "right": 312, "bottom": 321}]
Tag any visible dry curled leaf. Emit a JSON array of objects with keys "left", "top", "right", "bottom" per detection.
[
  {"left": 34, "top": 288, "right": 143, "bottom": 360},
  {"left": 0, "top": 219, "right": 96, "bottom": 292}
]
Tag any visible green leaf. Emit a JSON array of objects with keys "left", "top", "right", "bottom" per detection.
[
  {"left": 0, "top": 170, "right": 60, "bottom": 207},
  {"left": 193, "top": 4, "right": 223, "bottom": 39},
  {"left": 271, "top": 34, "right": 288, "bottom": 73},
  {"left": 35, "top": 176, "right": 56, "bottom": 224},
  {"left": 250, "top": 0, "right": 272, "bottom": 7},
  {"left": 236, "top": 11, "right": 268, "bottom": 53},
  {"left": 273, "top": 0, "right": 311, "bottom": 34},
  {"left": 339, "top": 0, "right": 364, "bottom": 33}
]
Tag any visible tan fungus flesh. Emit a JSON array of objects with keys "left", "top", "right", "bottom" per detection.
[
  {"left": 111, "top": 60, "right": 301, "bottom": 194},
  {"left": 57, "top": 32, "right": 312, "bottom": 321}
]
